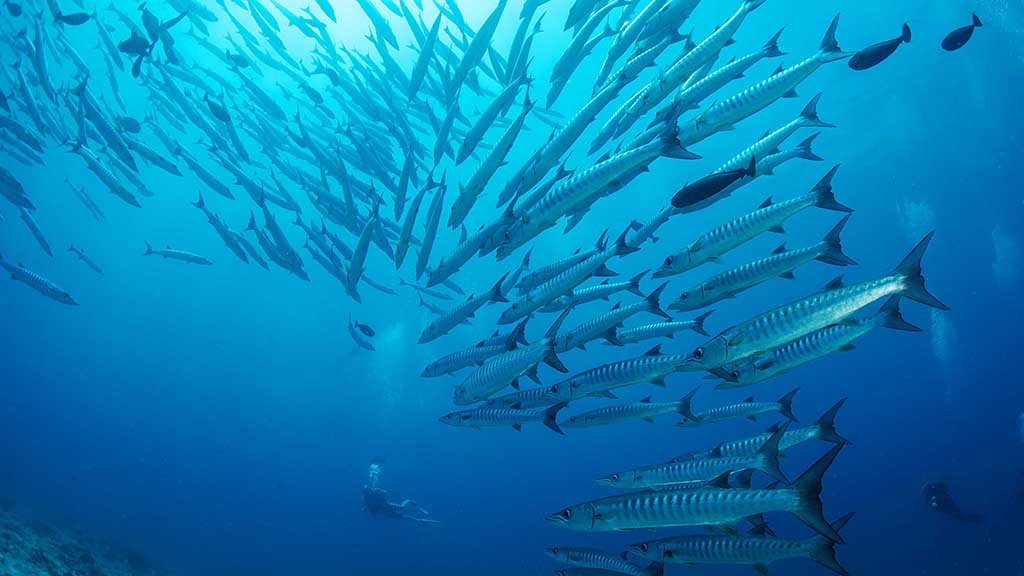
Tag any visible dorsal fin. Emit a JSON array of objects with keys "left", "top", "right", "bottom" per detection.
[
  {"left": 640, "top": 396, "right": 652, "bottom": 403},
  {"left": 706, "top": 471, "right": 731, "bottom": 488},
  {"left": 772, "top": 243, "right": 787, "bottom": 255},
  {"left": 611, "top": 302, "right": 621, "bottom": 311},
  {"left": 771, "top": 65, "right": 784, "bottom": 76},
  {"left": 758, "top": 197, "right": 773, "bottom": 209},
  {"left": 744, "top": 396, "right": 755, "bottom": 403},
  {"left": 644, "top": 345, "right": 663, "bottom": 357},
  {"left": 822, "top": 275, "right": 845, "bottom": 291}
]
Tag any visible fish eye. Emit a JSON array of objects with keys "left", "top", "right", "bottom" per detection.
[
  {"left": 664, "top": 256, "right": 673, "bottom": 265},
  {"left": 551, "top": 548, "right": 559, "bottom": 555},
  {"left": 693, "top": 348, "right": 704, "bottom": 359},
  {"left": 680, "top": 293, "right": 688, "bottom": 300},
  {"left": 640, "top": 543, "right": 649, "bottom": 552},
  {"left": 731, "top": 371, "right": 739, "bottom": 379},
  {"left": 610, "top": 474, "right": 619, "bottom": 481},
  {"left": 562, "top": 509, "right": 571, "bottom": 519}
]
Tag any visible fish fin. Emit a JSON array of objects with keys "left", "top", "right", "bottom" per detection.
[
  {"left": 510, "top": 379, "right": 520, "bottom": 390},
  {"left": 876, "top": 296, "right": 922, "bottom": 332},
  {"left": 779, "top": 271, "right": 796, "bottom": 280},
  {"left": 758, "top": 197, "right": 773, "bottom": 209},
  {"left": 705, "top": 471, "right": 731, "bottom": 488},
  {"left": 642, "top": 417, "right": 655, "bottom": 423},
  {"left": 676, "top": 386, "right": 700, "bottom": 420},
  {"left": 772, "top": 243, "right": 788, "bottom": 255},
  {"left": 543, "top": 347, "right": 568, "bottom": 373},
  {"left": 527, "top": 365, "right": 541, "bottom": 385},
  {"left": 814, "top": 398, "right": 851, "bottom": 445},
  {"left": 543, "top": 402, "right": 567, "bottom": 435},
  {"left": 778, "top": 388, "right": 799, "bottom": 422},
  {"left": 598, "top": 391, "right": 618, "bottom": 399},
  {"left": 792, "top": 445, "right": 846, "bottom": 543},
  {"left": 756, "top": 424, "right": 790, "bottom": 484},
  {"left": 511, "top": 423, "right": 522, "bottom": 431},
  {"left": 769, "top": 225, "right": 785, "bottom": 234},
  {"left": 753, "top": 563, "right": 769, "bottom": 576},
  {"left": 592, "top": 264, "right": 617, "bottom": 277},
  {"left": 782, "top": 88, "right": 799, "bottom": 98},
  {"left": 640, "top": 396, "right": 652, "bottom": 403},
  {"left": 892, "top": 231, "right": 948, "bottom": 310},
  {"left": 627, "top": 270, "right": 648, "bottom": 296},
  {"left": 643, "top": 345, "right": 662, "bottom": 357},
  {"left": 799, "top": 93, "right": 835, "bottom": 128},
  {"left": 690, "top": 309, "right": 714, "bottom": 336},
  {"left": 809, "top": 513, "right": 854, "bottom": 576},
  {"left": 796, "top": 132, "right": 826, "bottom": 161},
  {"left": 602, "top": 328, "right": 623, "bottom": 346},
  {"left": 901, "top": 23, "right": 912, "bottom": 43},
  {"left": 763, "top": 27, "right": 786, "bottom": 57},
  {"left": 644, "top": 281, "right": 672, "bottom": 320},
  {"left": 816, "top": 214, "right": 857, "bottom": 266},
  {"left": 838, "top": 344, "right": 856, "bottom": 352},
  {"left": 650, "top": 377, "right": 666, "bottom": 388},
  {"left": 972, "top": 13, "right": 982, "bottom": 27},
  {"left": 811, "top": 165, "right": 852, "bottom": 212}
]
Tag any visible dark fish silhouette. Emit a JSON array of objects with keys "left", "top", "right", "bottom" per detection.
[
  {"left": 849, "top": 23, "right": 911, "bottom": 70},
  {"left": 942, "top": 13, "right": 982, "bottom": 51},
  {"left": 3, "top": 0, "right": 22, "bottom": 16},
  {"left": 671, "top": 156, "right": 756, "bottom": 209},
  {"left": 118, "top": 28, "right": 152, "bottom": 56},
  {"left": 922, "top": 482, "right": 982, "bottom": 523},
  {"left": 356, "top": 322, "right": 376, "bottom": 337},
  {"left": 54, "top": 10, "right": 90, "bottom": 25},
  {"left": 118, "top": 116, "right": 141, "bottom": 133}
]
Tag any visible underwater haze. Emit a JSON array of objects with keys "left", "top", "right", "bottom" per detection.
[{"left": 1, "top": 0, "right": 1023, "bottom": 575}]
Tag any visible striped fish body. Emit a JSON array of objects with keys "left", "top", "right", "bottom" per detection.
[
  {"left": 541, "top": 278, "right": 642, "bottom": 312},
  {"left": 617, "top": 321, "right": 701, "bottom": 344},
  {"left": 731, "top": 320, "right": 876, "bottom": 385},
  {"left": 556, "top": 487, "right": 801, "bottom": 531},
  {"left": 74, "top": 146, "right": 140, "bottom": 207},
  {"left": 1, "top": 259, "right": 78, "bottom": 305},
  {"left": 420, "top": 290, "right": 497, "bottom": 343},
  {"left": 684, "top": 400, "right": 785, "bottom": 425},
  {"left": 516, "top": 250, "right": 594, "bottom": 294},
  {"left": 673, "top": 39, "right": 780, "bottom": 113},
  {"left": 708, "top": 426, "right": 822, "bottom": 460},
  {"left": 556, "top": 300, "right": 653, "bottom": 352},
  {"left": 700, "top": 274, "right": 906, "bottom": 368},
  {"left": 483, "top": 385, "right": 557, "bottom": 410},
  {"left": 563, "top": 400, "right": 682, "bottom": 428},
  {"left": 631, "top": 534, "right": 813, "bottom": 565},
  {"left": 421, "top": 343, "right": 509, "bottom": 378},
  {"left": 454, "top": 342, "right": 550, "bottom": 405},
  {"left": 550, "top": 353, "right": 691, "bottom": 402},
  {"left": 605, "top": 453, "right": 771, "bottom": 488},
  {"left": 657, "top": 191, "right": 823, "bottom": 278},
  {"left": 674, "top": 242, "right": 832, "bottom": 311},
  {"left": 546, "top": 547, "right": 651, "bottom": 576},
  {"left": 500, "top": 249, "right": 614, "bottom": 325},
  {"left": 440, "top": 402, "right": 564, "bottom": 434},
  {"left": 716, "top": 115, "right": 810, "bottom": 174}
]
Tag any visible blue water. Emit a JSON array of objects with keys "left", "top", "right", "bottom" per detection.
[{"left": 2, "top": 0, "right": 1023, "bottom": 574}]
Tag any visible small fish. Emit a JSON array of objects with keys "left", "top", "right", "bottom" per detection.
[
  {"left": 355, "top": 321, "right": 375, "bottom": 337},
  {"left": 671, "top": 156, "right": 757, "bottom": 209},
  {"left": 439, "top": 402, "right": 567, "bottom": 434},
  {"left": 850, "top": 23, "right": 911, "bottom": 70},
  {"left": 143, "top": 242, "right": 213, "bottom": 265},
  {"left": 118, "top": 116, "right": 142, "bottom": 133},
  {"left": 942, "top": 13, "right": 982, "bottom": 51},
  {"left": 679, "top": 389, "right": 800, "bottom": 427},
  {"left": 545, "top": 547, "right": 663, "bottom": 576},
  {"left": 348, "top": 315, "right": 375, "bottom": 351}
]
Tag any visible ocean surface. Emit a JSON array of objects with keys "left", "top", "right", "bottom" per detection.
[{"left": 1, "top": 0, "right": 1023, "bottom": 575}]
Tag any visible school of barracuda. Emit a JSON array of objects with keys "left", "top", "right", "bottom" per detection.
[{"left": 0, "top": 0, "right": 973, "bottom": 572}]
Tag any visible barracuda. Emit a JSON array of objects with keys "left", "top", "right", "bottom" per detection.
[
  {"left": 686, "top": 230, "right": 948, "bottom": 370},
  {"left": 498, "top": 129, "right": 695, "bottom": 259},
  {"left": 421, "top": 321, "right": 527, "bottom": 378},
  {"left": 680, "top": 389, "right": 799, "bottom": 426},
  {"left": 562, "top": 388, "right": 699, "bottom": 429},
  {"left": 545, "top": 345, "right": 694, "bottom": 403},
  {"left": 515, "top": 238, "right": 604, "bottom": 295},
  {"left": 690, "top": 14, "right": 850, "bottom": 141},
  {"left": 627, "top": 512, "right": 854, "bottom": 576},
  {"left": 545, "top": 547, "right": 663, "bottom": 576},
  {"left": 419, "top": 273, "right": 509, "bottom": 344},
  {"left": 615, "top": 312, "right": 714, "bottom": 344},
  {"left": 541, "top": 271, "right": 646, "bottom": 312},
  {"left": 546, "top": 444, "right": 846, "bottom": 543},
  {"left": 654, "top": 165, "right": 851, "bottom": 278},
  {"left": 453, "top": 307, "right": 568, "bottom": 404},
  {"left": 439, "top": 402, "right": 567, "bottom": 434},
  {"left": 714, "top": 295, "right": 922, "bottom": 387},
  {"left": 429, "top": 209, "right": 516, "bottom": 289},
  {"left": 555, "top": 283, "right": 670, "bottom": 351},
  {"left": 597, "top": 426, "right": 788, "bottom": 489},
  {"left": 671, "top": 215, "right": 855, "bottom": 312},
  {"left": 499, "top": 227, "right": 638, "bottom": 325},
  {"left": 687, "top": 399, "right": 850, "bottom": 461},
  {"left": 0, "top": 252, "right": 78, "bottom": 305}
]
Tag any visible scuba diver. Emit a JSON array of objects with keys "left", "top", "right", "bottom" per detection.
[
  {"left": 363, "top": 459, "right": 441, "bottom": 527},
  {"left": 922, "top": 481, "right": 982, "bottom": 524}
]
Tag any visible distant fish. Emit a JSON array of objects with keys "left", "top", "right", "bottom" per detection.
[
  {"left": 354, "top": 321, "right": 375, "bottom": 338},
  {"left": 439, "top": 402, "right": 568, "bottom": 434},
  {"left": 849, "top": 23, "right": 911, "bottom": 70},
  {"left": 68, "top": 245, "right": 104, "bottom": 276},
  {"left": 19, "top": 208, "right": 52, "bottom": 257},
  {"left": 143, "top": 242, "right": 213, "bottom": 265},
  {"left": 942, "top": 13, "right": 982, "bottom": 51},
  {"left": 118, "top": 116, "right": 142, "bottom": 133},
  {"left": 348, "top": 315, "right": 375, "bottom": 351}
]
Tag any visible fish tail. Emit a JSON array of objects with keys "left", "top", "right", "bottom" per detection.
[
  {"left": 901, "top": 23, "right": 912, "bottom": 43},
  {"left": 818, "top": 14, "right": 851, "bottom": 61},
  {"left": 972, "top": 13, "right": 983, "bottom": 28},
  {"left": 690, "top": 309, "right": 714, "bottom": 337},
  {"left": 191, "top": 191, "right": 204, "bottom": 209},
  {"left": 796, "top": 132, "right": 825, "bottom": 161},
  {"left": 659, "top": 121, "right": 700, "bottom": 160},
  {"left": 800, "top": 93, "right": 836, "bottom": 128},
  {"left": 675, "top": 386, "right": 700, "bottom": 420},
  {"left": 809, "top": 513, "right": 855, "bottom": 576},
  {"left": 245, "top": 210, "right": 257, "bottom": 231},
  {"left": 143, "top": 241, "right": 153, "bottom": 255},
  {"left": 756, "top": 424, "right": 790, "bottom": 484},
  {"left": 778, "top": 388, "right": 799, "bottom": 422},
  {"left": 510, "top": 317, "right": 530, "bottom": 347},
  {"left": 489, "top": 272, "right": 510, "bottom": 303},
  {"left": 646, "top": 281, "right": 672, "bottom": 320},
  {"left": 612, "top": 224, "right": 641, "bottom": 257},
  {"left": 811, "top": 165, "right": 853, "bottom": 213},
  {"left": 816, "top": 214, "right": 857, "bottom": 266},
  {"left": 763, "top": 27, "right": 786, "bottom": 57},
  {"left": 892, "top": 231, "right": 949, "bottom": 310},
  {"left": 543, "top": 402, "right": 567, "bottom": 435},
  {"left": 791, "top": 444, "right": 845, "bottom": 543},
  {"left": 875, "top": 296, "right": 923, "bottom": 331},
  {"left": 542, "top": 345, "right": 568, "bottom": 373},
  {"left": 813, "top": 398, "right": 852, "bottom": 445},
  {"left": 644, "top": 561, "right": 665, "bottom": 576},
  {"left": 627, "top": 269, "right": 648, "bottom": 297}
]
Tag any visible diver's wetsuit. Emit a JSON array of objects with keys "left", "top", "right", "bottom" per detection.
[
  {"left": 363, "top": 464, "right": 440, "bottom": 526},
  {"left": 922, "top": 482, "right": 982, "bottom": 523}
]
